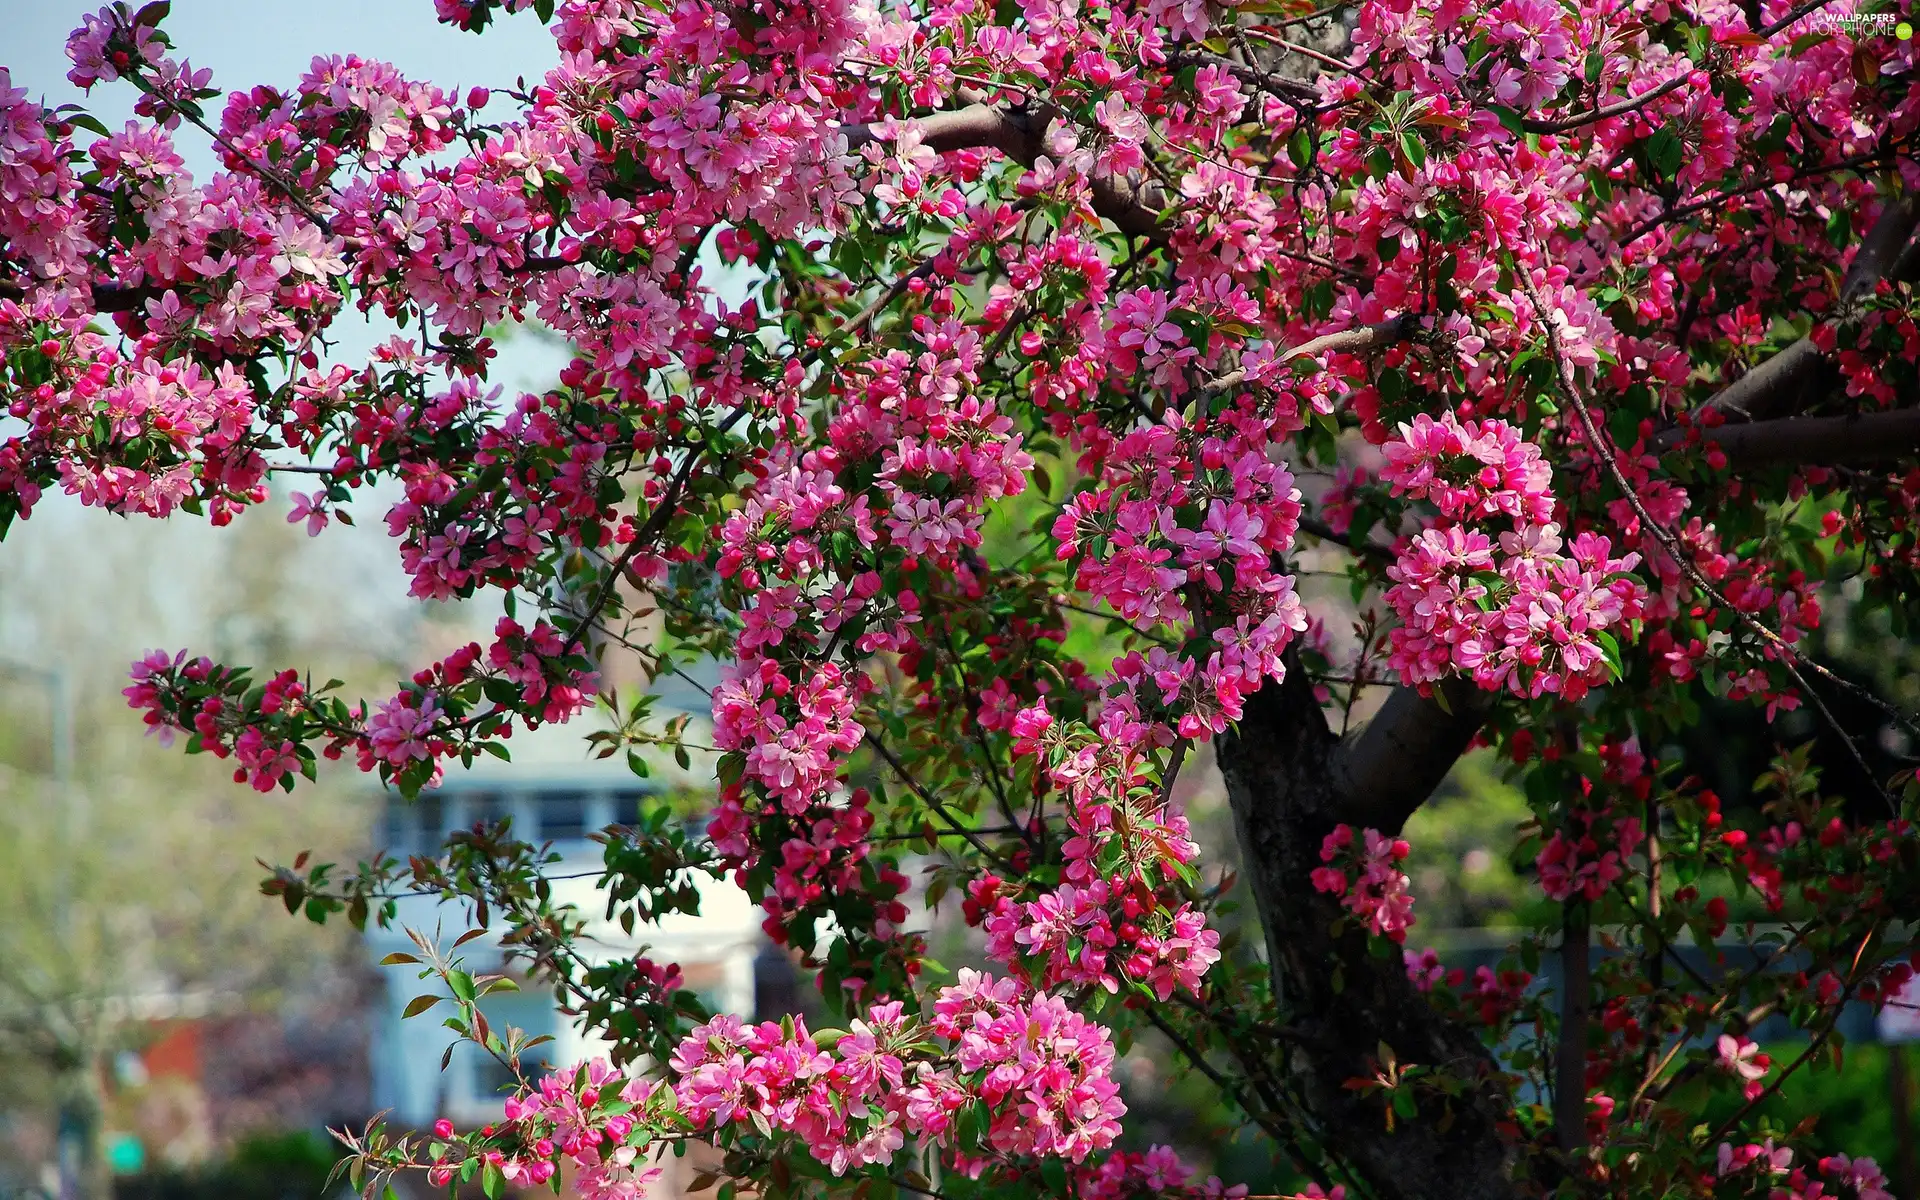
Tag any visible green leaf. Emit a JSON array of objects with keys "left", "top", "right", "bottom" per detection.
[
  {"left": 63, "top": 112, "right": 112, "bottom": 137},
  {"left": 1288, "top": 127, "right": 1314, "bottom": 169},
  {"left": 1596, "top": 629, "right": 1624, "bottom": 681},
  {"left": 1489, "top": 105, "right": 1526, "bottom": 136},
  {"left": 1398, "top": 130, "right": 1427, "bottom": 170},
  {"left": 1645, "top": 129, "right": 1684, "bottom": 180},
  {"left": 402, "top": 994, "right": 441, "bottom": 1019}
]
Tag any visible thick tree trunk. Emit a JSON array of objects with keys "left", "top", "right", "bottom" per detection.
[{"left": 1215, "top": 660, "right": 1521, "bottom": 1200}]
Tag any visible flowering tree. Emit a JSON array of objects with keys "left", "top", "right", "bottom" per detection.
[{"left": 6, "top": 0, "right": 1920, "bottom": 1195}]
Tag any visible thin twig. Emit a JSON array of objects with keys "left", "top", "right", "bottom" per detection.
[
  {"left": 1258, "top": 1, "right": 1351, "bottom": 29},
  {"left": 1159, "top": 738, "right": 1191, "bottom": 806},
  {"left": 1619, "top": 149, "right": 1894, "bottom": 246},
  {"left": 1758, "top": 0, "right": 1841, "bottom": 37},
  {"left": 862, "top": 731, "right": 1011, "bottom": 868},
  {"left": 1204, "top": 316, "right": 1417, "bottom": 395},
  {"left": 129, "top": 76, "right": 335, "bottom": 236},
  {"left": 1241, "top": 28, "right": 1359, "bottom": 74},
  {"left": 556, "top": 404, "right": 751, "bottom": 660},
  {"left": 1520, "top": 277, "right": 1905, "bottom": 808},
  {"left": 1298, "top": 515, "right": 1392, "bottom": 563},
  {"left": 844, "top": 258, "right": 942, "bottom": 335},
  {"left": 937, "top": 617, "right": 1026, "bottom": 843}
]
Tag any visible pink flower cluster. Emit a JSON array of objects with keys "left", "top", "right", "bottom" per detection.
[
  {"left": 227, "top": 54, "right": 457, "bottom": 172},
  {"left": 430, "top": 1059, "right": 660, "bottom": 1200},
  {"left": 1716, "top": 1140, "right": 1892, "bottom": 1200},
  {"left": 1036, "top": 396, "right": 1316, "bottom": 776},
  {"left": 1536, "top": 811, "right": 1643, "bottom": 902},
  {"left": 980, "top": 718, "right": 1220, "bottom": 1000},
  {"left": 1714, "top": 1034, "right": 1770, "bottom": 1101},
  {"left": 692, "top": 318, "right": 1046, "bottom": 969},
  {"left": 711, "top": 657, "right": 867, "bottom": 815},
  {"left": 1075, "top": 1144, "right": 1252, "bottom": 1200},
  {"left": 1381, "top": 413, "right": 1647, "bottom": 700},
  {"left": 1403, "top": 946, "right": 1446, "bottom": 992},
  {"left": 981, "top": 877, "right": 1219, "bottom": 1002},
  {"left": 1052, "top": 403, "right": 1305, "bottom": 632},
  {"left": 1310, "top": 825, "right": 1416, "bottom": 944},
  {"left": 28, "top": 0, "right": 1920, "bottom": 1187},
  {"left": 124, "top": 609, "right": 599, "bottom": 796},
  {"left": 13, "top": 339, "right": 268, "bottom": 522},
  {"left": 668, "top": 970, "right": 1123, "bottom": 1173},
  {"left": 708, "top": 784, "right": 910, "bottom": 944},
  {"left": 1, "top": 68, "right": 90, "bottom": 288},
  {"left": 125, "top": 650, "right": 310, "bottom": 792},
  {"left": 1465, "top": 964, "right": 1534, "bottom": 1028}
]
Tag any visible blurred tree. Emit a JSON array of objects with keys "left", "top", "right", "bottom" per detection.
[{"left": 0, "top": 496, "right": 434, "bottom": 1197}]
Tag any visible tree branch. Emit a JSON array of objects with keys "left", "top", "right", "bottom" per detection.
[
  {"left": 1168, "top": 49, "right": 1320, "bottom": 103},
  {"left": 1554, "top": 905, "right": 1592, "bottom": 1155},
  {"left": 1204, "top": 315, "right": 1419, "bottom": 396},
  {"left": 1330, "top": 676, "right": 1492, "bottom": 834},
  {"left": 1520, "top": 73, "right": 1690, "bottom": 135},
  {"left": 1652, "top": 407, "right": 1920, "bottom": 466},
  {"left": 1522, "top": 277, "right": 1913, "bottom": 800},
  {"left": 24, "top": 101, "right": 1182, "bottom": 319},
  {"left": 556, "top": 403, "right": 751, "bottom": 660},
  {"left": 1297, "top": 516, "right": 1392, "bottom": 563},
  {"left": 1705, "top": 197, "right": 1920, "bottom": 420},
  {"left": 0, "top": 279, "right": 161, "bottom": 314},
  {"left": 1216, "top": 652, "right": 1518, "bottom": 1200},
  {"left": 844, "top": 104, "right": 1167, "bottom": 239}
]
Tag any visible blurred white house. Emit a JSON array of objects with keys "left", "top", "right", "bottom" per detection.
[{"left": 362, "top": 718, "right": 768, "bottom": 1128}]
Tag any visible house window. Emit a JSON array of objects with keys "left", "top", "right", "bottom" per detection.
[
  {"left": 386, "top": 794, "right": 443, "bottom": 854},
  {"left": 611, "top": 791, "right": 646, "bottom": 828},
  {"left": 383, "top": 806, "right": 409, "bottom": 852},
  {"left": 462, "top": 791, "right": 509, "bottom": 831},
  {"left": 538, "top": 792, "right": 589, "bottom": 842},
  {"left": 415, "top": 793, "right": 443, "bottom": 838},
  {"left": 471, "top": 1046, "right": 541, "bottom": 1102}
]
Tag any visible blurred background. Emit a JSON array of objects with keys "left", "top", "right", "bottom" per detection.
[{"left": 7, "top": 2, "right": 1920, "bottom": 1199}]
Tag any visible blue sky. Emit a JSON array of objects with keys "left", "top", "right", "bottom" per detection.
[
  {"left": 6, "top": 0, "right": 560, "bottom": 140},
  {"left": 6, "top": 0, "right": 574, "bottom": 379},
  {"left": 0, "top": 3, "right": 573, "bottom": 685},
  {"left": 0, "top": 4, "right": 728, "bottom": 720}
]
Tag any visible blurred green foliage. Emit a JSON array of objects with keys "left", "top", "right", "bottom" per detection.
[
  {"left": 1699, "top": 1042, "right": 1919, "bottom": 1187},
  {"left": 1401, "top": 751, "right": 1535, "bottom": 931},
  {"left": 110, "top": 1132, "right": 336, "bottom": 1200}
]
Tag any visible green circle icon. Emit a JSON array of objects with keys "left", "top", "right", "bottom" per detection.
[{"left": 1901, "top": 20, "right": 1915, "bottom": 39}]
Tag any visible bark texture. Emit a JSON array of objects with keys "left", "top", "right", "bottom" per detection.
[{"left": 1216, "top": 661, "right": 1521, "bottom": 1200}]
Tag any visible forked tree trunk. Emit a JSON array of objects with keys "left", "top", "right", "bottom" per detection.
[{"left": 1215, "top": 658, "right": 1522, "bottom": 1200}]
